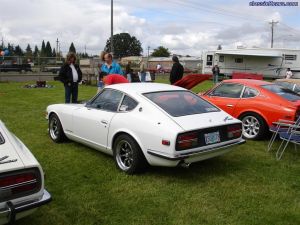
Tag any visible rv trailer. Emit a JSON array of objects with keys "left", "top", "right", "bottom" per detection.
[{"left": 202, "top": 48, "right": 300, "bottom": 79}]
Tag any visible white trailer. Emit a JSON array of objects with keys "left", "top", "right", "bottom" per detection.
[{"left": 202, "top": 48, "right": 300, "bottom": 78}]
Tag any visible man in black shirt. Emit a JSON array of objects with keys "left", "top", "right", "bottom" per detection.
[{"left": 169, "top": 56, "right": 184, "bottom": 84}]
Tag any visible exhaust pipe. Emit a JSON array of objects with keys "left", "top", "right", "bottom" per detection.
[{"left": 179, "top": 161, "right": 190, "bottom": 168}]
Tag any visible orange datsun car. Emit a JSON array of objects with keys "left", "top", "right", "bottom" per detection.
[{"left": 200, "top": 79, "right": 300, "bottom": 140}]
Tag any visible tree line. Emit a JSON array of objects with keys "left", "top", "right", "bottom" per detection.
[
  {"left": 0, "top": 41, "right": 88, "bottom": 58},
  {"left": 0, "top": 32, "right": 178, "bottom": 59}
]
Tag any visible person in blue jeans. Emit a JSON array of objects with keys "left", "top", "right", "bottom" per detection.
[
  {"left": 100, "top": 52, "right": 123, "bottom": 75},
  {"left": 59, "top": 52, "right": 82, "bottom": 103}
]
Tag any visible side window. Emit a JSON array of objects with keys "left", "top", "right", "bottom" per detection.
[
  {"left": 294, "top": 84, "right": 300, "bottom": 93},
  {"left": 242, "top": 87, "right": 259, "bottom": 98},
  {"left": 88, "top": 89, "right": 123, "bottom": 112},
  {"left": 219, "top": 55, "right": 224, "bottom": 62},
  {"left": 235, "top": 58, "right": 243, "bottom": 63},
  {"left": 277, "top": 81, "right": 293, "bottom": 90},
  {"left": 206, "top": 55, "right": 213, "bottom": 66},
  {"left": 119, "top": 95, "right": 138, "bottom": 112},
  {"left": 210, "top": 83, "right": 244, "bottom": 98}
]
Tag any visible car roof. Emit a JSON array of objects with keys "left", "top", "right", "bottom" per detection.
[
  {"left": 275, "top": 79, "right": 300, "bottom": 85},
  {"left": 105, "top": 83, "right": 186, "bottom": 95},
  {"left": 222, "top": 79, "right": 271, "bottom": 86}
]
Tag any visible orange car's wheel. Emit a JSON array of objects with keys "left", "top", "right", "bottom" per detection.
[{"left": 240, "top": 113, "right": 267, "bottom": 140}]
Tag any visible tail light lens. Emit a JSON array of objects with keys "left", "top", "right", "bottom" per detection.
[
  {"left": 227, "top": 124, "right": 242, "bottom": 139},
  {"left": 295, "top": 108, "right": 300, "bottom": 121},
  {"left": 0, "top": 168, "right": 41, "bottom": 202},
  {"left": 176, "top": 132, "right": 198, "bottom": 151}
]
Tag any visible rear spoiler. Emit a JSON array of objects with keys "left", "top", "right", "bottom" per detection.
[{"left": 173, "top": 74, "right": 212, "bottom": 90}]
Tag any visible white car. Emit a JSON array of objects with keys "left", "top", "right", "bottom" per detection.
[
  {"left": 46, "top": 83, "right": 245, "bottom": 174},
  {"left": 0, "top": 121, "right": 51, "bottom": 224}
]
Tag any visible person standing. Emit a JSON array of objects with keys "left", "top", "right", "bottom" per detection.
[
  {"left": 212, "top": 65, "right": 220, "bottom": 84},
  {"left": 286, "top": 68, "right": 293, "bottom": 79},
  {"left": 125, "top": 61, "right": 132, "bottom": 82},
  {"left": 101, "top": 52, "right": 123, "bottom": 75},
  {"left": 169, "top": 56, "right": 184, "bottom": 85},
  {"left": 139, "top": 59, "right": 146, "bottom": 82},
  {"left": 59, "top": 52, "right": 82, "bottom": 103}
]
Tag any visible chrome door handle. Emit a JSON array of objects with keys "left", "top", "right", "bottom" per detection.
[
  {"left": 101, "top": 120, "right": 108, "bottom": 125},
  {"left": 227, "top": 104, "right": 233, "bottom": 107}
]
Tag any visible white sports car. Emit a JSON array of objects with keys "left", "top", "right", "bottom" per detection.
[
  {"left": 0, "top": 120, "right": 51, "bottom": 224},
  {"left": 46, "top": 83, "right": 245, "bottom": 174}
]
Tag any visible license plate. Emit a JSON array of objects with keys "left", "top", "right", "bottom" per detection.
[{"left": 204, "top": 131, "right": 220, "bottom": 144}]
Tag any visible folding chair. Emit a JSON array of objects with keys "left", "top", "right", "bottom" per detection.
[
  {"left": 276, "top": 129, "right": 300, "bottom": 160},
  {"left": 267, "top": 117, "right": 300, "bottom": 152}
]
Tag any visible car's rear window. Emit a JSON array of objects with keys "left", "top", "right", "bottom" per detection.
[
  {"left": 261, "top": 84, "right": 300, "bottom": 101},
  {"left": 143, "top": 91, "right": 219, "bottom": 117},
  {"left": 0, "top": 132, "right": 4, "bottom": 145}
]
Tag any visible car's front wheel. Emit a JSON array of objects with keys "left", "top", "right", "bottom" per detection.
[
  {"left": 113, "top": 134, "right": 147, "bottom": 174},
  {"left": 240, "top": 113, "right": 267, "bottom": 140},
  {"left": 49, "top": 113, "right": 66, "bottom": 143}
]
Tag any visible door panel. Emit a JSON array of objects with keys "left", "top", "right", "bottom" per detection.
[{"left": 73, "top": 107, "right": 115, "bottom": 149}]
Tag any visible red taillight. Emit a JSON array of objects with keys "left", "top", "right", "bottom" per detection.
[
  {"left": 0, "top": 170, "right": 40, "bottom": 201},
  {"left": 162, "top": 139, "right": 170, "bottom": 146},
  {"left": 0, "top": 173, "right": 36, "bottom": 187},
  {"left": 177, "top": 132, "right": 198, "bottom": 150},
  {"left": 227, "top": 124, "right": 242, "bottom": 138}
]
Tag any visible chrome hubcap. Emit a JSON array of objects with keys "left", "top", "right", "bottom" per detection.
[
  {"left": 242, "top": 115, "right": 260, "bottom": 139},
  {"left": 49, "top": 117, "right": 59, "bottom": 139},
  {"left": 116, "top": 140, "right": 133, "bottom": 170}
]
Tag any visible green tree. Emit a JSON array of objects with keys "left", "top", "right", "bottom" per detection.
[
  {"left": 14, "top": 45, "right": 24, "bottom": 56},
  {"left": 69, "top": 42, "right": 76, "bottom": 53},
  {"left": 45, "top": 41, "right": 52, "bottom": 57},
  {"left": 104, "top": 33, "right": 142, "bottom": 58},
  {"left": 41, "top": 40, "right": 46, "bottom": 57},
  {"left": 151, "top": 46, "right": 171, "bottom": 57},
  {"left": 52, "top": 48, "right": 56, "bottom": 57},
  {"left": 25, "top": 44, "right": 33, "bottom": 58},
  {"left": 33, "top": 45, "right": 39, "bottom": 57}
]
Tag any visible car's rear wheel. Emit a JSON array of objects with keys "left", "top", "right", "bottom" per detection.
[
  {"left": 113, "top": 134, "right": 147, "bottom": 174},
  {"left": 49, "top": 114, "right": 66, "bottom": 143},
  {"left": 240, "top": 113, "right": 267, "bottom": 140}
]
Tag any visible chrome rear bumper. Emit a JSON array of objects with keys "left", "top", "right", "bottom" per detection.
[{"left": 0, "top": 189, "right": 51, "bottom": 224}]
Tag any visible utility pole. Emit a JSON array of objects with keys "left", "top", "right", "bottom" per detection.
[
  {"left": 147, "top": 46, "right": 150, "bottom": 68},
  {"left": 269, "top": 20, "right": 278, "bottom": 48},
  {"left": 56, "top": 38, "right": 59, "bottom": 62},
  {"left": 111, "top": 0, "right": 114, "bottom": 55}
]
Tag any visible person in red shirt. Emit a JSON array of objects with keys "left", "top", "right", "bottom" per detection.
[{"left": 103, "top": 74, "right": 129, "bottom": 86}]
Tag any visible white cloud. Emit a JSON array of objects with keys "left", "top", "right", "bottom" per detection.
[{"left": 0, "top": 0, "right": 299, "bottom": 56}]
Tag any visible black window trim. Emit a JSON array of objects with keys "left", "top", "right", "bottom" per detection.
[{"left": 0, "top": 132, "right": 5, "bottom": 145}]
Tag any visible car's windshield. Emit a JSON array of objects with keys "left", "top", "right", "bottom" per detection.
[
  {"left": 261, "top": 84, "right": 300, "bottom": 101},
  {"left": 143, "top": 91, "right": 219, "bottom": 117}
]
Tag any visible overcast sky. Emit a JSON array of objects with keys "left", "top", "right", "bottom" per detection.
[{"left": 0, "top": 0, "right": 299, "bottom": 56}]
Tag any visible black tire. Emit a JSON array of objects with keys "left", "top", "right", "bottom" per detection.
[
  {"left": 239, "top": 113, "right": 267, "bottom": 140},
  {"left": 113, "top": 134, "right": 147, "bottom": 174},
  {"left": 49, "top": 113, "right": 66, "bottom": 143}
]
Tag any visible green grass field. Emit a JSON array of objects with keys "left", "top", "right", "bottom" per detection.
[{"left": 0, "top": 79, "right": 300, "bottom": 225}]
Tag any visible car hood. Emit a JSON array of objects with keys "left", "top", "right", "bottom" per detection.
[
  {"left": 173, "top": 74, "right": 211, "bottom": 90},
  {"left": 171, "top": 111, "right": 240, "bottom": 131}
]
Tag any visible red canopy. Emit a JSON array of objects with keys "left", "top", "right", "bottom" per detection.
[{"left": 173, "top": 74, "right": 212, "bottom": 90}]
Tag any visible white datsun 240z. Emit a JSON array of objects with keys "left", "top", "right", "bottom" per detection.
[
  {"left": 0, "top": 120, "right": 51, "bottom": 224},
  {"left": 46, "top": 83, "right": 245, "bottom": 174}
]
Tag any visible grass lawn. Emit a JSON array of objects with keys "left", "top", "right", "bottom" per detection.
[{"left": 0, "top": 78, "right": 300, "bottom": 225}]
